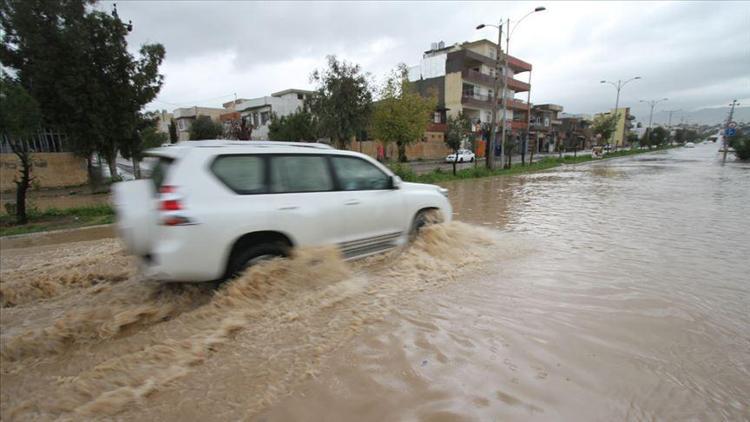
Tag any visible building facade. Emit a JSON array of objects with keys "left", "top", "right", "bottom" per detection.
[
  {"left": 233, "top": 89, "right": 313, "bottom": 141},
  {"left": 409, "top": 39, "right": 533, "bottom": 156},
  {"left": 530, "top": 104, "right": 563, "bottom": 153},
  {"left": 595, "top": 107, "right": 635, "bottom": 147},
  {"left": 172, "top": 106, "right": 225, "bottom": 141},
  {"left": 559, "top": 113, "right": 593, "bottom": 150}
]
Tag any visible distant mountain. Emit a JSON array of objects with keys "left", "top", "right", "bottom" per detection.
[{"left": 650, "top": 106, "right": 750, "bottom": 126}]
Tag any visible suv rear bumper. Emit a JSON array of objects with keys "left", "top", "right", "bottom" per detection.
[{"left": 140, "top": 226, "right": 227, "bottom": 282}]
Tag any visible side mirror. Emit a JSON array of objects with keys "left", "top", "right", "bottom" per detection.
[{"left": 391, "top": 175, "right": 402, "bottom": 189}]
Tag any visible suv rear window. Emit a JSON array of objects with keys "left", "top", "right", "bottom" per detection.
[{"left": 211, "top": 155, "right": 266, "bottom": 194}]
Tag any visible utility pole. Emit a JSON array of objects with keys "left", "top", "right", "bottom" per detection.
[
  {"left": 664, "top": 109, "right": 681, "bottom": 145},
  {"left": 499, "top": 17, "right": 510, "bottom": 169},
  {"left": 639, "top": 98, "right": 668, "bottom": 148},
  {"left": 485, "top": 21, "right": 503, "bottom": 170},
  {"left": 723, "top": 99, "right": 739, "bottom": 163},
  {"left": 601, "top": 77, "right": 641, "bottom": 150}
]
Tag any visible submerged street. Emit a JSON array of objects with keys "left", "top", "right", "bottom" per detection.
[{"left": 1, "top": 144, "right": 748, "bottom": 420}]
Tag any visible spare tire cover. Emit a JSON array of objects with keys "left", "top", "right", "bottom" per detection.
[{"left": 112, "top": 180, "right": 158, "bottom": 255}]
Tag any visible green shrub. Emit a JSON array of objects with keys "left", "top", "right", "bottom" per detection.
[
  {"left": 388, "top": 163, "right": 417, "bottom": 182},
  {"left": 730, "top": 136, "right": 750, "bottom": 161}
]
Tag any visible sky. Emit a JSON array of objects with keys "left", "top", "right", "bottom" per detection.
[{"left": 108, "top": 1, "right": 750, "bottom": 125}]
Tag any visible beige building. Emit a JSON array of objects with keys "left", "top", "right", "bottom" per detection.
[
  {"left": 172, "top": 106, "right": 225, "bottom": 141},
  {"left": 409, "top": 39, "right": 533, "bottom": 156}
]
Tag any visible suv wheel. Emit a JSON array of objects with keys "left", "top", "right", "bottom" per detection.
[
  {"left": 228, "top": 242, "right": 289, "bottom": 279},
  {"left": 409, "top": 209, "right": 443, "bottom": 241}
]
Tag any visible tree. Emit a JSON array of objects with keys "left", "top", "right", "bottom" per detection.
[
  {"left": 268, "top": 109, "right": 317, "bottom": 142},
  {"left": 650, "top": 127, "right": 668, "bottom": 148},
  {"left": 189, "top": 116, "right": 223, "bottom": 140},
  {"left": 1, "top": 0, "right": 165, "bottom": 180},
  {"left": 444, "top": 112, "right": 472, "bottom": 175},
  {"left": 118, "top": 111, "right": 166, "bottom": 178},
  {"left": 591, "top": 113, "right": 619, "bottom": 146},
  {"left": 0, "top": 77, "right": 41, "bottom": 224},
  {"left": 309, "top": 55, "right": 373, "bottom": 149},
  {"left": 225, "top": 117, "right": 253, "bottom": 140},
  {"left": 627, "top": 132, "right": 639, "bottom": 146},
  {"left": 730, "top": 135, "right": 750, "bottom": 161},
  {"left": 168, "top": 119, "right": 178, "bottom": 143},
  {"left": 371, "top": 64, "right": 436, "bottom": 162}
]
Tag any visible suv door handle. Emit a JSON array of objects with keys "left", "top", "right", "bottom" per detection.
[
  {"left": 278, "top": 206, "right": 299, "bottom": 210},
  {"left": 344, "top": 200, "right": 360, "bottom": 206}
]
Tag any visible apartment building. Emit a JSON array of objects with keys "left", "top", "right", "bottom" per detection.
[
  {"left": 234, "top": 89, "right": 313, "bottom": 140},
  {"left": 559, "top": 113, "right": 594, "bottom": 150},
  {"left": 593, "top": 107, "right": 635, "bottom": 147},
  {"left": 172, "top": 106, "right": 225, "bottom": 141},
  {"left": 530, "top": 104, "right": 563, "bottom": 153},
  {"left": 409, "top": 39, "right": 532, "bottom": 155}
]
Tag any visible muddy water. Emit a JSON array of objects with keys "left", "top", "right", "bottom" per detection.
[
  {"left": 1, "top": 144, "right": 748, "bottom": 420},
  {"left": 262, "top": 145, "right": 750, "bottom": 421}
]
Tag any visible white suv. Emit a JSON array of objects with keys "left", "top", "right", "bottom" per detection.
[{"left": 113, "top": 141, "right": 452, "bottom": 282}]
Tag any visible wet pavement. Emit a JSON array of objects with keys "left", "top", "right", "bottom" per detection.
[{"left": 1, "top": 143, "right": 748, "bottom": 420}]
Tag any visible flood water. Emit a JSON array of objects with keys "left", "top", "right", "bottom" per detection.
[{"left": 1, "top": 144, "right": 748, "bottom": 420}]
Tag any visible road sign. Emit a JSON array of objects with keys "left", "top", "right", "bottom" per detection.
[
  {"left": 728, "top": 121, "right": 737, "bottom": 129},
  {"left": 725, "top": 128, "right": 736, "bottom": 137}
]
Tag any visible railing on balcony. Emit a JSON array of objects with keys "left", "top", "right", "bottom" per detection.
[
  {"left": 461, "top": 94, "right": 530, "bottom": 111},
  {"left": 462, "top": 69, "right": 530, "bottom": 92}
]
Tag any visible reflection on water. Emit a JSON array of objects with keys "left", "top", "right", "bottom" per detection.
[{"left": 264, "top": 144, "right": 750, "bottom": 421}]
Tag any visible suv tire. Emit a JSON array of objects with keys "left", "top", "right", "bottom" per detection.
[
  {"left": 228, "top": 242, "right": 290, "bottom": 279},
  {"left": 409, "top": 209, "right": 443, "bottom": 241}
]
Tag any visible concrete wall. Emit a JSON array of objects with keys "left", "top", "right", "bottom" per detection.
[
  {"left": 349, "top": 133, "right": 451, "bottom": 161},
  {"left": 1, "top": 153, "right": 88, "bottom": 191},
  {"left": 445, "top": 72, "right": 463, "bottom": 118}
]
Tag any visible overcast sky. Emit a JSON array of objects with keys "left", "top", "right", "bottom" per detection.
[{"left": 109, "top": 1, "right": 749, "bottom": 124}]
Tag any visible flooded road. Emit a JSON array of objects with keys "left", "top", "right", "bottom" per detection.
[{"left": 1, "top": 145, "right": 748, "bottom": 420}]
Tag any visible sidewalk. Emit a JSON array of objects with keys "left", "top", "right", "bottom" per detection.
[{"left": 405, "top": 150, "right": 593, "bottom": 175}]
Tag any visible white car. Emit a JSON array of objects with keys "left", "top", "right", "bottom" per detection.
[
  {"left": 445, "top": 149, "right": 475, "bottom": 163},
  {"left": 113, "top": 140, "right": 452, "bottom": 282}
]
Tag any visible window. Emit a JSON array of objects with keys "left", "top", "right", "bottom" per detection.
[
  {"left": 331, "top": 156, "right": 390, "bottom": 191},
  {"left": 297, "top": 93, "right": 304, "bottom": 100},
  {"left": 147, "top": 157, "right": 174, "bottom": 192},
  {"left": 270, "top": 155, "right": 333, "bottom": 193},
  {"left": 253, "top": 113, "right": 259, "bottom": 127},
  {"left": 177, "top": 119, "right": 189, "bottom": 131},
  {"left": 211, "top": 155, "right": 265, "bottom": 194},
  {"left": 261, "top": 112, "right": 270, "bottom": 125}
]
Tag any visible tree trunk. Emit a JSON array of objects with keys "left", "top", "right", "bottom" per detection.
[
  {"left": 107, "top": 158, "right": 119, "bottom": 179},
  {"left": 14, "top": 150, "right": 32, "bottom": 225},
  {"left": 397, "top": 141, "right": 407, "bottom": 163},
  {"left": 132, "top": 156, "right": 142, "bottom": 179},
  {"left": 452, "top": 149, "right": 458, "bottom": 175},
  {"left": 529, "top": 138, "right": 535, "bottom": 164}
]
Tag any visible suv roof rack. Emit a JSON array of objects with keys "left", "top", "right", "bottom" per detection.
[{"left": 173, "top": 140, "right": 334, "bottom": 150}]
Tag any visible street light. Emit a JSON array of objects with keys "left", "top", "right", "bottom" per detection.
[
  {"left": 640, "top": 98, "right": 668, "bottom": 147},
  {"left": 477, "top": 5, "right": 545, "bottom": 170},
  {"left": 600, "top": 76, "right": 641, "bottom": 149},
  {"left": 663, "top": 108, "right": 682, "bottom": 144}
]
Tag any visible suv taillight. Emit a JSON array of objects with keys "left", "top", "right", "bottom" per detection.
[{"left": 159, "top": 185, "right": 192, "bottom": 226}]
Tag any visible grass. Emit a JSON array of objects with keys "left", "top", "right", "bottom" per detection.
[
  {"left": 390, "top": 146, "right": 676, "bottom": 184},
  {"left": 0, "top": 204, "right": 114, "bottom": 237}
]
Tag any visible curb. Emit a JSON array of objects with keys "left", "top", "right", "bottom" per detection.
[{"left": 0, "top": 224, "right": 115, "bottom": 250}]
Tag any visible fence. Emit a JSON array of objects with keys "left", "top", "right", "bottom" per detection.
[{"left": 0, "top": 130, "right": 68, "bottom": 154}]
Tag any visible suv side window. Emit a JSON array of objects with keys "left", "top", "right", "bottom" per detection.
[
  {"left": 270, "top": 155, "right": 334, "bottom": 193},
  {"left": 331, "top": 156, "right": 390, "bottom": 191},
  {"left": 211, "top": 155, "right": 266, "bottom": 194}
]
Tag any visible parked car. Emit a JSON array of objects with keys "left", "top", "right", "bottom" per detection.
[
  {"left": 113, "top": 140, "right": 453, "bottom": 282},
  {"left": 684, "top": 142, "right": 695, "bottom": 148},
  {"left": 445, "top": 149, "right": 476, "bottom": 163}
]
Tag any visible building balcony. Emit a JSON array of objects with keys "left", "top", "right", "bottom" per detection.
[
  {"left": 461, "top": 94, "right": 530, "bottom": 111},
  {"left": 510, "top": 120, "right": 528, "bottom": 131},
  {"left": 507, "top": 56, "right": 532, "bottom": 73},
  {"left": 461, "top": 69, "right": 530, "bottom": 93}
]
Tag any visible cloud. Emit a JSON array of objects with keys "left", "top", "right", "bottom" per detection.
[{"left": 106, "top": 1, "right": 749, "bottom": 120}]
